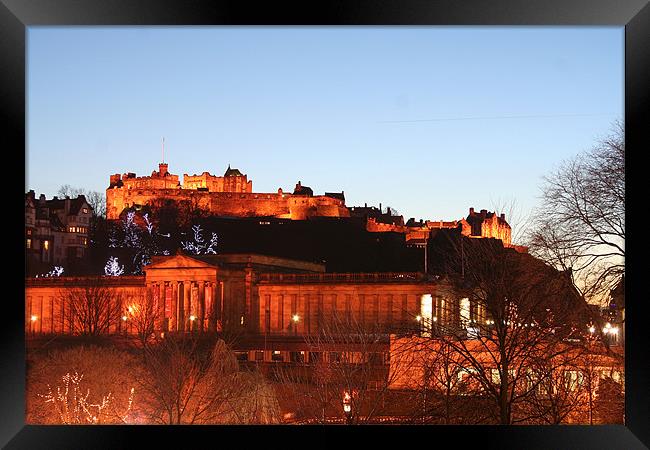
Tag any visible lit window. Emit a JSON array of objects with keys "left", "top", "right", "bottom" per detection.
[
  {"left": 26, "top": 238, "right": 32, "bottom": 249},
  {"left": 43, "top": 240, "right": 49, "bottom": 251},
  {"left": 82, "top": 208, "right": 88, "bottom": 214}
]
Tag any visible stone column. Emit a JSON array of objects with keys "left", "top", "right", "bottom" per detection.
[
  {"left": 204, "top": 282, "right": 213, "bottom": 331},
  {"left": 171, "top": 281, "right": 178, "bottom": 332},
  {"left": 198, "top": 281, "right": 205, "bottom": 332},
  {"left": 209, "top": 282, "right": 217, "bottom": 330},
  {"left": 178, "top": 281, "right": 184, "bottom": 331},
  {"left": 158, "top": 282, "right": 166, "bottom": 332},
  {"left": 183, "top": 281, "right": 192, "bottom": 332},
  {"left": 146, "top": 283, "right": 154, "bottom": 335}
]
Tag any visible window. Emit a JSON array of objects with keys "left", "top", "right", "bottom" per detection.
[
  {"left": 329, "top": 352, "right": 341, "bottom": 363},
  {"left": 43, "top": 240, "right": 49, "bottom": 251},
  {"left": 308, "top": 352, "right": 322, "bottom": 363},
  {"left": 490, "top": 368, "right": 518, "bottom": 385},
  {"left": 271, "top": 351, "right": 283, "bottom": 362},
  {"left": 289, "top": 351, "right": 305, "bottom": 363},
  {"left": 26, "top": 238, "right": 32, "bottom": 249},
  {"left": 367, "top": 352, "right": 384, "bottom": 365},
  {"left": 564, "top": 370, "right": 584, "bottom": 390},
  {"left": 234, "top": 351, "right": 248, "bottom": 362},
  {"left": 82, "top": 208, "right": 88, "bottom": 214}
]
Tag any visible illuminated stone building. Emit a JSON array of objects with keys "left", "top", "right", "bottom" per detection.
[
  {"left": 25, "top": 252, "right": 455, "bottom": 361},
  {"left": 25, "top": 190, "right": 93, "bottom": 271},
  {"left": 388, "top": 335, "right": 624, "bottom": 424},
  {"left": 362, "top": 207, "right": 524, "bottom": 252},
  {"left": 106, "top": 162, "right": 349, "bottom": 221}
]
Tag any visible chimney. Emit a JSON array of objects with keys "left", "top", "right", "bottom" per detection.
[
  {"left": 469, "top": 207, "right": 474, "bottom": 214},
  {"left": 500, "top": 213, "right": 506, "bottom": 220},
  {"left": 379, "top": 203, "right": 382, "bottom": 212},
  {"left": 480, "top": 209, "right": 487, "bottom": 216}
]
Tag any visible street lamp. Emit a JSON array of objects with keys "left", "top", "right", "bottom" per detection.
[
  {"left": 189, "top": 315, "right": 196, "bottom": 332},
  {"left": 292, "top": 314, "right": 300, "bottom": 335},
  {"left": 30, "top": 315, "right": 38, "bottom": 335},
  {"left": 342, "top": 391, "right": 352, "bottom": 425}
]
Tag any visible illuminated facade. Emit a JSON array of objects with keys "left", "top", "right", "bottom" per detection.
[
  {"left": 25, "top": 190, "right": 93, "bottom": 270},
  {"left": 106, "top": 162, "right": 349, "bottom": 221},
  {"left": 366, "top": 207, "right": 523, "bottom": 251},
  {"left": 25, "top": 253, "right": 478, "bottom": 361},
  {"left": 388, "top": 335, "right": 624, "bottom": 424}
]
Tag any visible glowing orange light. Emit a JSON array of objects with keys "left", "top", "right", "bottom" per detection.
[
  {"left": 189, "top": 315, "right": 196, "bottom": 321},
  {"left": 30, "top": 315, "right": 38, "bottom": 322},
  {"left": 122, "top": 315, "right": 128, "bottom": 321},
  {"left": 292, "top": 314, "right": 300, "bottom": 323},
  {"left": 415, "top": 315, "right": 422, "bottom": 322}
]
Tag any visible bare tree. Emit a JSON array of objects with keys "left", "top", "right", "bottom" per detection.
[
  {"left": 27, "top": 346, "right": 139, "bottom": 424},
  {"left": 391, "top": 337, "right": 492, "bottom": 424},
  {"left": 135, "top": 337, "right": 277, "bottom": 424},
  {"left": 275, "top": 314, "right": 406, "bottom": 424},
  {"left": 57, "top": 185, "right": 106, "bottom": 218},
  {"left": 84, "top": 191, "right": 106, "bottom": 219},
  {"left": 58, "top": 278, "right": 123, "bottom": 336},
  {"left": 57, "top": 185, "right": 85, "bottom": 198},
  {"left": 39, "top": 372, "right": 135, "bottom": 424},
  {"left": 125, "top": 290, "right": 161, "bottom": 349},
  {"left": 594, "top": 375, "right": 624, "bottom": 424},
  {"left": 490, "top": 197, "right": 532, "bottom": 246},
  {"left": 527, "top": 122, "right": 624, "bottom": 304},
  {"left": 519, "top": 350, "right": 591, "bottom": 424},
  {"left": 420, "top": 231, "right": 592, "bottom": 424},
  {"left": 219, "top": 371, "right": 282, "bottom": 424}
]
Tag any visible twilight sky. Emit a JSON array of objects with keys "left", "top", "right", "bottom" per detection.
[{"left": 26, "top": 27, "right": 623, "bottom": 237}]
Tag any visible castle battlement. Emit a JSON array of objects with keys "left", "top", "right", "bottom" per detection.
[{"left": 106, "top": 162, "right": 350, "bottom": 220}]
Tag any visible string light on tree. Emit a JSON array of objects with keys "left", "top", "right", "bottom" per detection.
[{"left": 104, "top": 257, "right": 125, "bottom": 276}]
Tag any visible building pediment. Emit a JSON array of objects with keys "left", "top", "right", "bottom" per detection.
[{"left": 145, "top": 253, "right": 217, "bottom": 270}]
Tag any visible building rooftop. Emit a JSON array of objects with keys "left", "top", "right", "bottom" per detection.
[{"left": 224, "top": 165, "right": 244, "bottom": 177}]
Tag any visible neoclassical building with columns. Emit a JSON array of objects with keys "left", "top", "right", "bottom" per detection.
[{"left": 26, "top": 252, "right": 476, "bottom": 362}]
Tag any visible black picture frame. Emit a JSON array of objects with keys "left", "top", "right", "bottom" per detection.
[{"left": 2, "top": 0, "right": 648, "bottom": 448}]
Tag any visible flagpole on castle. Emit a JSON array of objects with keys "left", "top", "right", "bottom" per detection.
[{"left": 162, "top": 137, "right": 165, "bottom": 164}]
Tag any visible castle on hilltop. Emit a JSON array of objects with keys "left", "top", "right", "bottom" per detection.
[
  {"left": 106, "top": 162, "right": 349, "bottom": 221},
  {"left": 106, "top": 161, "right": 520, "bottom": 249}
]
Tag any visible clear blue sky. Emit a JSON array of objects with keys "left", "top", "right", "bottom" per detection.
[{"left": 27, "top": 27, "right": 623, "bottom": 235}]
